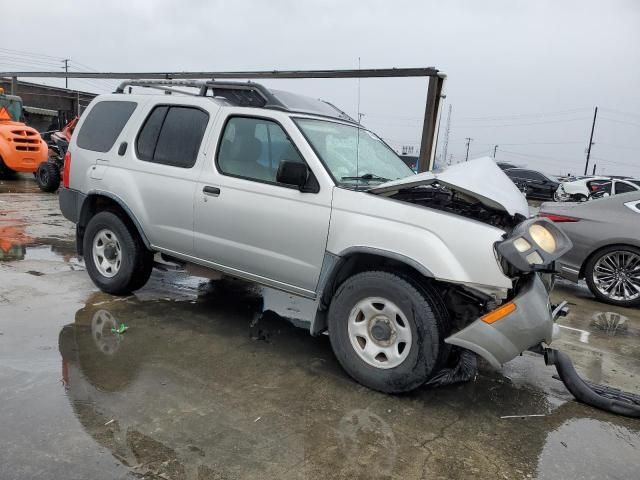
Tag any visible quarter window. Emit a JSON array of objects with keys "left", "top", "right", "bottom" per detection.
[
  {"left": 136, "top": 106, "right": 209, "bottom": 168},
  {"left": 217, "top": 116, "right": 304, "bottom": 183},
  {"left": 614, "top": 181, "right": 637, "bottom": 194},
  {"left": 77, "top": 101, "right": 137, "bottom": 152}
]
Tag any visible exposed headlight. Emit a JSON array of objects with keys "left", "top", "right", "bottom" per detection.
[
  {"left": 529, "top": 224, "right": 556, "bottom": 253},
  {"left": 496, "top": 218, "right": 572, "bottom": 273}
]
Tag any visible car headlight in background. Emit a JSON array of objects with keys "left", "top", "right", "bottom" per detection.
[{"left": 496, "top": 218, "right": 572, "bottom": 273}]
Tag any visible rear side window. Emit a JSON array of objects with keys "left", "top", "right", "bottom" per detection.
[
  {"left": 76, "top": 101, "right": 137, "bottom": 152},
  {"left": 136, "top": 105, "right": 209, "bottom": 168},
  {"left": 615, "top": 181, "right": 637, "bottom": 194}
]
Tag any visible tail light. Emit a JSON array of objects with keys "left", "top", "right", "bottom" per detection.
[
  {"left": 539, "top": 212, "right": 579, "bottom": 222},
  {"left": 62, "top": 151, "right": 71, "bottom": 188}
]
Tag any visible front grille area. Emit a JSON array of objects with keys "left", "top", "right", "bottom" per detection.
[{"left": 10, "top": 129, "right": 42, "bottom": 152}]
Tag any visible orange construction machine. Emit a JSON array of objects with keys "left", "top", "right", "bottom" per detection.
[{"left": 0, "top": 87, "right": 58, "bottom": 191}]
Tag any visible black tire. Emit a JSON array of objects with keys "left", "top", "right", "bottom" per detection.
[
  {"left": 36, "top": 161, "right": 61, "bottom": 192},
  {"left": 83, "top": 211, "right": 153, "bottom": 295},
  {"left": 328, "top": 271, "right": 444, "bottom": 393},
  {"left": 584, "top": 245, "right": 640, "bottom": 308},
  {"left": 573, "top": 194, "right": 588, "bottom": 202}
]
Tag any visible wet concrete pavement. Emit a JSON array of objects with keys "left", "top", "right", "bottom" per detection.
[{"left": 1, "top": 175, "right": 639, "bottom": 479}]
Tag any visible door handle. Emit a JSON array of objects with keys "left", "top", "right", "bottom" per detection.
[{"left": 203, "top": 186, "right": 221, "bottom": 196}]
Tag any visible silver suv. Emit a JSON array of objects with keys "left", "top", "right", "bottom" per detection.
[{"left": 59, "top": 80, "right": 571, "bottom": 393}]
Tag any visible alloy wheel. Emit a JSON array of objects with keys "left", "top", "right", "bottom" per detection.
[{"left": 592, "top": 251, "right": 640, "bottom": 302}]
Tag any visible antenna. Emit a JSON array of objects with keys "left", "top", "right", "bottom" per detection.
[{"left": 356, "top": 57, "right": 361, "bottom": 178}]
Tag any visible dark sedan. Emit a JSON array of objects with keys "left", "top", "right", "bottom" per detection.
[{"left": 504, "top": 168, "right": 560, "bottom": 201}]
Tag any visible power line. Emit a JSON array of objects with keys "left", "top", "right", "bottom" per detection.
[
  {"left": 0, "top": 55, "right": 62, "bottom": 68},
  {"left": 595, "top": 142, "right": 640, "bottom": 151},
  {"left": 456, "top": 107, "right": 591, "bottom": 122},
  {"left": 599, "top": 116, "right": 640, "bottom": 128},
  {"left": 453, "top": 116, "right": 591, "bottom": 129},
  {"left": 600, "top": 107, "right": 640, "bottom": 120},
  {"left": 0, "top": 47, "right": 62, "bottom": 61}
]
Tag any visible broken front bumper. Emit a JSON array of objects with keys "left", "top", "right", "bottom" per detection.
[{"left": 445, "top": 274, "right": 553, "bottom": 369}]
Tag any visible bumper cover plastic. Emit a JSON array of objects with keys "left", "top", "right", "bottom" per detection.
[{"left": 445, "top": 274, "right": 553, "bottom": 368}]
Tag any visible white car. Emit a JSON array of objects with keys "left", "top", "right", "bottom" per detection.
[{"left": 554, "top": 176, "right": 640, "bottom": 202}]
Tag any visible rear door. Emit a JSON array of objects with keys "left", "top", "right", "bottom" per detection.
[{"left": 123, "top": 103, "right": 216, "bottom": 255}]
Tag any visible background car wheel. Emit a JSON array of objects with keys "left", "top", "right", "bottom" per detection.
[
  {"left": 36, "top": 161, "right": 61, "bottom": 192},
  {"left": 573, "top": 194, "right": 588, "bottom": 202},
  {"left": 584, "top": 245, "right": 640, "bottom": 307},
  {"left": 83, "top": 211, "right": 153, "bottom": 295},
  {"left": 328, "top": 270, "right": 445, "bottom": 393}
]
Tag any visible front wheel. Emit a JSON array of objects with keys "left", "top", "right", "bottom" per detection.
[
  {"left": 328, "top": 271, "right": 446, "bottom": 393},
  {"left": 584, "top": 246, "right": 640, "bottom": 307},
  {"left": 83, "top": 211, "right": 153, "bottom": 295},
  {"left": 36, "top": 161, "right": 61, "bottom": 192}
]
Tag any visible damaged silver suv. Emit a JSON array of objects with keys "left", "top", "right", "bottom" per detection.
[{"left": 59, "top": 80, "right": 572, "bottom": 393}]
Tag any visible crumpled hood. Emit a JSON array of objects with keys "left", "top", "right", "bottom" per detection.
[{"left": 368, "top": 156, "right": 530, "bottom": 217}]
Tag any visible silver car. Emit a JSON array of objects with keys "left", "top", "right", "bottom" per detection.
[
  {"left": 58, "top": 79, "right": 572, "bottom": 394},
  {"left": 540, "top": 192, "right": 640, "bottom": 307}
]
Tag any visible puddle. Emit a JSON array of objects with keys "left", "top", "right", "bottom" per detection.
[
  {"left": 536, "top": 418, "right": 640, "bottom": 479},
  {"left": 590, "top": 311, "right": 630, "bottom": 336},
  {"left": 54, "top": 294, "right": 640, "bottom": 480},
  {"left": 0, "top": 175, "right": 42, "bottom": 194},
  {"left": 0, "top": 224, "right": 78, "bottom": 265}
]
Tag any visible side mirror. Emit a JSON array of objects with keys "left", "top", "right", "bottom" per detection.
[{"left": 276, "top": 161, "right": 317, "bottom": 192}]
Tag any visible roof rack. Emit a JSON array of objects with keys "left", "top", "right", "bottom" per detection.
[
  {"left": 114, "top": 79, "right": 283, "bottom": 106},
  {"left": 113, "top": 79, "right": 356, "bottom": 122}
]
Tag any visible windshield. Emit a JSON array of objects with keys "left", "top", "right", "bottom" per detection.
[
  {"left": 294, "top": 118, "right": 414, "bottom": 186},
  {"left": 0, "top": 96, "right": 23, "bottom": 121}
]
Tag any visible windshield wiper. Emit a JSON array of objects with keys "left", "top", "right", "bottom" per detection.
[{"left": 341, "top": 173, "right": 391, "bottom": 182}]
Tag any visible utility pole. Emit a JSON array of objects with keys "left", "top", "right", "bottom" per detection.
[
  {"left": 592, "top": 163, "right": 596, "bottom": 175},
  {"left": 493, "top": 144, "right": 498, "bottom": 159},
  {"left": 62, "top": 59, "right": 70, "bottom": 89},
  {"left": 583, "top": 106, "right": 598, "bottom": 175},
  {"left": 465, "top": 137, "right": 472, "bottom": 162},
  {"left": 442, "top": 104, "right": 452, "bottom": 166}
]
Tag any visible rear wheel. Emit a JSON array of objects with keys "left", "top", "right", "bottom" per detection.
[
  {"left": 328, "top": 271, "right": 445, "bottom": 393},
  {"left": 585, "top": 246, "right": 640, "bottom": 307},
  {"left": 36, "top": 161, "right": 61, "bottom": 192},
  {"left": 83, "top": 211, "right": 153, "bottom": 295}
]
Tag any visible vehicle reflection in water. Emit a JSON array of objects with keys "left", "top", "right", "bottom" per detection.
[
  {"left": 58, "top": 283, "right": 640, "bottom": 479},
  {"left": 590, "top": 311, "right": 629, "bottom": 336},
  {"left": 0, "top": 224, "right": 30, "bottom": 261}
]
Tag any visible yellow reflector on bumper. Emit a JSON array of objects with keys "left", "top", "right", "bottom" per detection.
[{"left": 481, "top": 302, "right": 517, "bottom": 324}]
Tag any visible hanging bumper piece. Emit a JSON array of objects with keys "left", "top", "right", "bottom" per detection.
[{"left": 544, "top": 347, "right": 640, "bottom": 418}]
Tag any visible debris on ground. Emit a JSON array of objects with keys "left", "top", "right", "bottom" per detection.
[
  {"left": 425, "top": 349, "right": 478, "bottom": 387},
  {"left": 111, "top": 323, "right": 129, "bottom": 334},
  {"left": 500, "top": 414, "right": 547, "bottom": 419}
]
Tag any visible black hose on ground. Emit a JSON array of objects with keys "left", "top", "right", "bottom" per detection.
[{"left": 544, "top": 348, "right": 640, "bottom": 418}]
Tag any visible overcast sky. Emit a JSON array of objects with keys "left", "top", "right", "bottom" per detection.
[{"left": 4, "top": 0, "right": 640, "bottom": 176}]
